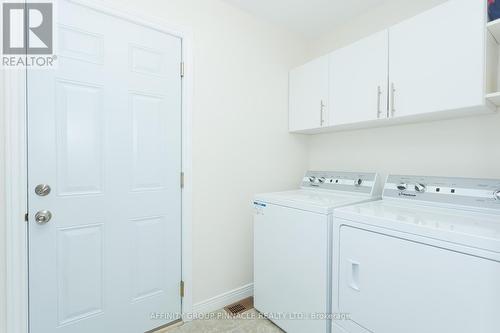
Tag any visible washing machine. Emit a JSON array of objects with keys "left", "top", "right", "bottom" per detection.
[
  {"left": 253, "top": 171, "right": 381, "bottom": 333},
  {"left": 332, "top": 174, "right": 500, "bottom": 333}
]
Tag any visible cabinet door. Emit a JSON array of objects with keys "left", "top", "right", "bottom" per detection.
[
  {"left": 329, "top": 30, "right": 389, "bottom": 126},
  {"left": 289, "top": 56, "right": 329, "bottom": 132},
  {"left": 388, "top": 0, "right": 486, "bottom": 118}
]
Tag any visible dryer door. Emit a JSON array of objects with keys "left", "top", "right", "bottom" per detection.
[{"left": 338, "top": 226, "right": 500, "bottom": 333}]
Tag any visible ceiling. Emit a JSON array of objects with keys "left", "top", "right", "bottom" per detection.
[{"left": 223, "top": 0, "right": 387, "bottom": 38}]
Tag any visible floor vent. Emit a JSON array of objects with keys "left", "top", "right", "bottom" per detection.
[{"left": 224, "top": 297, "right": 254, "bottom": 316}]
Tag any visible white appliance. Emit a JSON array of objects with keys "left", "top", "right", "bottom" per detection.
[
  {"left": 332, "top": 175, "right": 500, "bottom": 333},
  {"left": 253, "top": 171, "right": 380, "bottom": 333}
]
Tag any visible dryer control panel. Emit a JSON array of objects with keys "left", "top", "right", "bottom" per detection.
[
  {"left": 301, "top": 171, "right": 379, "bottom": 196},
  {"left": 384, "top": 175, "right": 500, "bottom": 210}
]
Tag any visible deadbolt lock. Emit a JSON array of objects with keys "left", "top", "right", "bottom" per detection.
[{"left": 35, "top": 184, "right": 51, "bottom": 196}]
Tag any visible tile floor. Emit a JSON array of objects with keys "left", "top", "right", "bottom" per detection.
[{"left": 157, "top": 309, "right": 283, "bottom": 333}]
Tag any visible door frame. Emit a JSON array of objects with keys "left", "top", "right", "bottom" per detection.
[{"left": 3, "top": 1, "right": 194, "bottom": 332}]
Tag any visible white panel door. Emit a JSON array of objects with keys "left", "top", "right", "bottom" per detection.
[
  {"left": 289, "top": 56, "right": 329, "bottom": 132},
  {"left": 28, "top": 1, "right": 182, "bottom": 333},
  {"left": 388, "top": 0, "right": 486, "bottom": 118},
  {"left": 329, "top": 30, "right": 389, "bottom": 125},
  {"left": 338, "top": 226, "right": 500, "bottom": 333},
  {"left": 254, "top": 204, "right": 330, "bottom": 333}
]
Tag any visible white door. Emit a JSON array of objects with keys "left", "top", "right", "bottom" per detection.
[
  {"left": 28, "top": 1, "right": 182, "bottom": 333},
  {"left": 338, "top": 226, "right": 500, "bottom": 333},
  {"left": 329, "top": 30, "right": 389, "bottom": 126},
  {"left": 388, "top": 0, "right": 485, "bottom": 118},
  {"left": 289, "top": 56, "right": 329, "bottom": 132}
]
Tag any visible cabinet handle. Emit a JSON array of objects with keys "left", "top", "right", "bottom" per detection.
[
  {"left": 377, "top": 86, "right": 382, "bottom": 119},
  {"left": 390, "top": 82, "right": 396, "bottom": 117},
  {"left": 320, "top": 100, "right": 325, "bottom": 126}
]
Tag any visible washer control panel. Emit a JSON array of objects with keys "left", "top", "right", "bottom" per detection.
[
  {"left": 301, "top": 171, "right": 378, "bottom": 196},
  {"left": 385, "top": 175, "right": 500, "bottom": 210}
]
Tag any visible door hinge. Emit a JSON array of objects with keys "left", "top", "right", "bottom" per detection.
[
  {"left": 24, "top": 213, "right": 28, "bottom": 222},
  {"left": 180, "top": 280, "right": 185, "bottom": 298},
  {"left": 180, "top": 172, "right": 185, "bottom": 189},
  {"left": 180, "top": 62, "right": 185, "bottom": 78}
]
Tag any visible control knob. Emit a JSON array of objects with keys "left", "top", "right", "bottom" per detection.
[
  {"left": 397, "top": 183, "right": 408, "bottom": 192},
  {"left": 494, "top": 190, "right": 500, "bottom": 201},
  {"left": 318, "top": 177, "right": 326, "bottom": 184},
  {"left": 414, "top": 183, "right": 426, "bottom": 193},
  {"left": 354, "top": 178, "right": 363, "bottom": 187}
]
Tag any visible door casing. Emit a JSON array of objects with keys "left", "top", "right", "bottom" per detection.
[{"left": 2, "top": 1, "right": 194, "bottom": 332}]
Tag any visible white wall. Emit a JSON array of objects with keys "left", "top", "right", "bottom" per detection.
[
  {"left": 307, "top": 0, "right": 447, "bottom": 57},
  {"left": 306, "top": 0, "right": 500, "bottom": 182},
  {"left": 0, "top": 68, "right": 6, "bottom": 333},
  {"left": 101, "top": 0, "right": 310, "bottom": 305}
]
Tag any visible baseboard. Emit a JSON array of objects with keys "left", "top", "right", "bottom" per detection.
[{"left": 191, "top": 283, "right": 253, "bottom": 315}]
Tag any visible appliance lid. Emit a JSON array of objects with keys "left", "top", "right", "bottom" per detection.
[
  {"left": 335, "top": 200, "right": 500, "bottom": 253},
  {"left": 254, "top": 171, "right": 380, "bottom": 214},
  {"left": 335, "top": 174, "right": 500, "bottom": 253},
  {"left": 254, "top": 189, "right": 379, "bottom": 214}
]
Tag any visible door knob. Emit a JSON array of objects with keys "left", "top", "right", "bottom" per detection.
[
  {"left": 35, "top": 210, "right": 52, "bottom": 224},
  {"left": 35, "top": 184, "right": 51, "bottom": 196}
]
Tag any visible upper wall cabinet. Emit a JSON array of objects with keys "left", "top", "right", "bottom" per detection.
[
  {"left": 329, "top": 30, "right": 389, "bottom": 126},
  {"left": 289, "top": 0, "right": 494, "bottom": 134},
  {"left": 289, "top": 56, "right": 329, "bottom": 132},
  {"left": 388, "top": 0, "right": 486, "bottom": 118}
]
